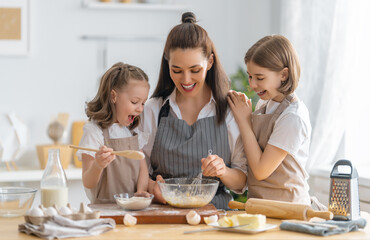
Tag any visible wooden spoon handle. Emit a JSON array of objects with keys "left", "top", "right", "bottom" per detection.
[
  {"left": 228, "top": 201, "right": 245, "bottom": 210},
  {"left": 69, "top": 145, "right": 99, "bottom": 152},
  {"left": 70, "top": 145, "right": 144, "bottom": 160},
  {"left": 114, "top": 150, "right": 145, "bottom": 160}
]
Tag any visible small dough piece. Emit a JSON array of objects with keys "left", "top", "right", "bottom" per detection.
[
  {"left": 44, "top": 207, "right": 58, "bottom": 216},
  {"left": 204, "top": 215, "right": 218, "bottom": 225},
  {"left": 124, "top": 214, "right": 137, "bottom": 226},
  {"left": 186, "top": 210, "right": 201, "bottom": 225}
]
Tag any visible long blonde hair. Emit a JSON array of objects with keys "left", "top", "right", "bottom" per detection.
[
  {"left": 245, "top": 35, "right": 300, "bottom": 95},
  {"left": 86, "top": 62, "right": 148, "bottom": 129}
]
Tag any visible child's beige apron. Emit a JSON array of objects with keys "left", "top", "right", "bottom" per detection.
[
  {"left": 88, "top": 128, "right": 141, "bottom": 204},
  {"left": 247, "top": 94, "right": 311, "bottom": 205}
]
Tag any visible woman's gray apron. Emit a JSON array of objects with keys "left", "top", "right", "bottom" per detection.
[
  {"left": 150, "top": 100, "right": 233, "bottom": 209},
  {"left": 88, "top": 128, "right": 141, "bottom": 204}
]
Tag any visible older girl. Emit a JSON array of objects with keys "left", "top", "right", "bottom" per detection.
[{"left": 228, "top": 35, "right": 311, "bottom": 205}]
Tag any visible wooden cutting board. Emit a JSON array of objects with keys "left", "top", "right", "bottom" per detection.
[{"left": 89, "top": 203, "right": 219, "bottom": 224}]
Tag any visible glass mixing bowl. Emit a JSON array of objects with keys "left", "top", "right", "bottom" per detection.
[
  {"left": 0, "top": 187, "right": 37, "bottom": 217},
  {"left": 158, "top": 178, "right": 219, "bottom": 208},
  {"left": 114, "top": 193, "right": 154, "bottom": 211}
]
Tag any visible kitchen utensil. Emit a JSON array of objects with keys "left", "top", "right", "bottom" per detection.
[
  {"left": 158, "top": 178, "right": 219, "bottom": 208},
  {"left": 89, "top": 203, "right": 219, "bottom": 224},
  {"left": 0, "top": 187, "right": 37, "bottom": 217},
  {"left": 57, "top": 113, "right": 69, "bottom": 131},
  {"left": 114, "top": 193, "right": 154, "bottom": 211},
  {"left": 183, "top": 224, "right": 251, "bottom": 234},
  {"left": 229, "top": 198, "right": 333, "bottom": 220},
  {"left": 48, "top": 121, "right": 64, "bottom": 144},
  {"left": 190, "top": 149, "right": 212, "bottom": 195},
  {"left": 0, "top": 113, "right": 28, "bottom": 171},
  {"left": 37, "top": 144, "right": 72, "bottom": 169},
  {"left": 69, "top": 145, "right": 145, "bottom": 160},
  {"left": 329, "top": 159, "right": 360, "bottom": 220}
]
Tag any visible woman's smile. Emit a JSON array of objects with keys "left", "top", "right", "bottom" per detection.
[{"left": 181, "top": 83, "right": 196, "bottom": 92}]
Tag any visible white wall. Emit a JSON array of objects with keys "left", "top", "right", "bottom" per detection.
[{"left": 0, "top": 0, "right": 279, "bottom": 169}]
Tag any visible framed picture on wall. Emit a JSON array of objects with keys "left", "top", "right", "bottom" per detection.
[{"left": 0, "top": 0, "right": 29, "bottom": 56}]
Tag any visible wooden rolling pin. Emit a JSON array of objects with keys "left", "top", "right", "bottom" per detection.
[{"left": 229, "top": 198, "right": 333, "bottom": 221}]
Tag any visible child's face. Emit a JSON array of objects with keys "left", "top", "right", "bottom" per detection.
[
  {"left": 168, "top": 48, "right": 213, "bottom": 98},
  {"left": 111, "top": 79, "right": 149, "bottom": 126},
  {"left": 246, "top": 61, "right": 287, "bottom": 102}
]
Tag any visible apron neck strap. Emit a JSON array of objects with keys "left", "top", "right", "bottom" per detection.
[
  {"left": 102, "top": 127, "right": 111, "bottom": 147},
  {"left": 254, "top": 93, "right": 298, "bottom": 115},
  {"left": 102, "top": 127, "right": 109, "bottom": 140},
  {"left": 272, "top": 93, "right": 298, "bottom": 117},
  {"left": 285, "top": 93, "right": 298, "bottom": 103},
  {"left": 158, "top": 100, "right": 170, "bottom": 127}
]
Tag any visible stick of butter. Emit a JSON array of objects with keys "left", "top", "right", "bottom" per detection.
[
  {"left": 218, "top": 213, "right": 266, "bottom": 229},
  {"left": 218, "top": 216, "right": 233, "bottom": 227}
]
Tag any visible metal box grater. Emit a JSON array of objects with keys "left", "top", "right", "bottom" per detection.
[{"left": 329, "top": 159, "right": 360, "bottom": 220}]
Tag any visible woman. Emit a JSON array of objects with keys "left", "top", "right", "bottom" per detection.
[{"left": 140, "top": 12, "right": 247, "bottom": 209}]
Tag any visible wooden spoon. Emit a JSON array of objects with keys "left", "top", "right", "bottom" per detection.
[{"left": 69, "top": 145, "right": 145, "bottom": 160}]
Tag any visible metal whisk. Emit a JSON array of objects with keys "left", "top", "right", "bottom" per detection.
[{"left": 190, "top": 149, "right": 212, "bottom": 195}]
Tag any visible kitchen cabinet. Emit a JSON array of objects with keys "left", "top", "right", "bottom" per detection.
[{"left": 3, "top": 211, "right": 370, "bottom": 239}]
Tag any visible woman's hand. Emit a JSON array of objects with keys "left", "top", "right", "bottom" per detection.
[
  {"left": 94, "top": 146, "right": 116, "bottom": 170},
  {"left": 149, "top": 175, "right": 167, "bottom": 204},
  {"left": 227, "top": 90, "right": 252, "bottom": 126},
  {"left": 201, "top": 154, "right": 227, "bottom": 179}
]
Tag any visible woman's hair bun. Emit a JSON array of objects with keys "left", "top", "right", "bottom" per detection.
[{"left": 181, "top": 12, "right": 197, "bottom": 24}]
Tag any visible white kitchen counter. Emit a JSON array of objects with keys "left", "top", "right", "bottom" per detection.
[
  {"left": 0, "top": 166, "right": 82, "bottom": 182},
  {"left": 0, "top": 166, "right": 89, "bottom": 208}
]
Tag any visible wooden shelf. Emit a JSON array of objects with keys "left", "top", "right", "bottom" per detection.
[
  {"left": 0, "top": 167, "right": 82, "bottom": 183},
  {"left": 82, "top": 1, "right": 186, "bottom": 11}
]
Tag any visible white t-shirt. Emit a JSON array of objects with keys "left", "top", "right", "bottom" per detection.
[
  {"left": 139, "top": 90, "right": 247, "bottom": 194},
  {"left": 76, "top": 121, "right": 148, "bottom": 160},
  {"left": 255, "top": 98, "right": 311, "bottom": 174}
]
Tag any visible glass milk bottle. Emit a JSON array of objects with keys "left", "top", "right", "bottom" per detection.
[{"left": 40, "top": 149, "right": 68, "bottom": 208}]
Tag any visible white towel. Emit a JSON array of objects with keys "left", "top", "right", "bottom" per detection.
[{"left": 19, "top": 215, "right": 115, "bottom": 239}]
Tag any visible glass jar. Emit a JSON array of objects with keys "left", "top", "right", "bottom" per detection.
[{"left": 40, "top": 149, "right": 68, "bottom": 208}]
